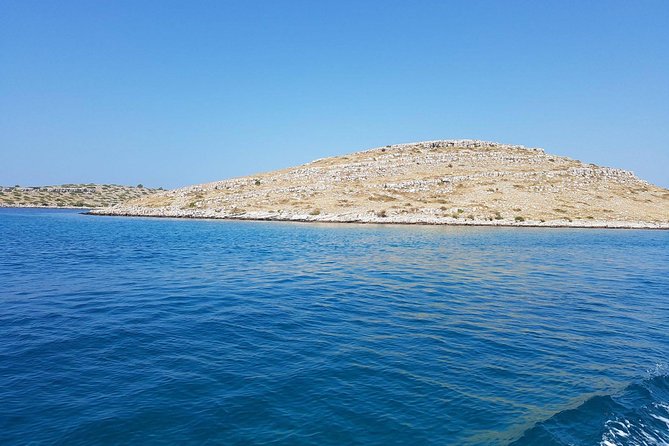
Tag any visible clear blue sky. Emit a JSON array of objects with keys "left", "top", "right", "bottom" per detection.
[{"left": 1, "top": 0, "right": 668, "bottom": 189}]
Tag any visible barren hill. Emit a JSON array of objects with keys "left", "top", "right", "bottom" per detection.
[
  {"left": 0, "top": 184, "right": 158, "bottom": 209},
  {"left": 90, "top": 140, "right": 669, "bottom": 229}
]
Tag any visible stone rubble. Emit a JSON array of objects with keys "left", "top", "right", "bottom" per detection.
[{"left": 88, "top": 140, "right": 669, "bottom": 229}]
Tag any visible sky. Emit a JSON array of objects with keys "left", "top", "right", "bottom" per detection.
[{"left": 1, "top": 0, "right": 668, "bottom": 189}]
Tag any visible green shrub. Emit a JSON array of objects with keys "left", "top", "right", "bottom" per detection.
[{"left": 515, "top": 216, "right": 525, "bottom": 222}]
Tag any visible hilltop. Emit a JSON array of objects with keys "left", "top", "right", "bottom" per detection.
[
  {"left": 0, "top": 184, "right": 159, "bottom": 209},
  {"left": 89, "top": 140, "right": 669, "bottom": 229}
]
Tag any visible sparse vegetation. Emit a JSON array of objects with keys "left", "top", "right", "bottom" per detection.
[
  {"left": 83, "top": 140, "right": 669, "bottom": 228},
  {"left": 0, "top": 184, "right": 160, "bottom": 208},
  {"left": 368, "top": 194, "right": 397, "bottom": 202}
]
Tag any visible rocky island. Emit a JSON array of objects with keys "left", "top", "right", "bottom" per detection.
[
  {"left": 89, "top": 140, "right": 669, "bottom": 229},
  {"left": 0, "top": 184, "right": 158, "bottom": 209}
]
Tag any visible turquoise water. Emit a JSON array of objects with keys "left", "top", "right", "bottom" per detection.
[{"left": 1, "top": 208, "right": 668, "bottom": 445}]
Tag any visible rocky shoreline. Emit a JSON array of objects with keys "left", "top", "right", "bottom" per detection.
[
  {"left": 87, "top": 208, "right": 669, "bottom": 230},
  {"left": 86, "top": 140, "right": 669, "bottom": 229},
  {"left": 1, "top": 204, "right": 90, "bottom": 210}
]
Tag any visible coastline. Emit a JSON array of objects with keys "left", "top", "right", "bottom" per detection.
[
  {"left": 86, "top": 208, "right": 669, "bottom": 230},
  {"left": 0, "top": 204, "right": 89, "bottom": 210}
]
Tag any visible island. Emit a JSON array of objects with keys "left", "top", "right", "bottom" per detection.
[
  {"left": 89, "top": 140, "right": 669, "bottom": 229},
  {"left": 0, "top": 184, "right": 158, "bottom": 209}
]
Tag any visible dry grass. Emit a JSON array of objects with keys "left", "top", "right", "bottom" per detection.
[
  {"left": 96, "top": 140, "right": 669, "bottom": 225},
  {"left": 0, "top": 184, "right": 158, "bottom": 208}
]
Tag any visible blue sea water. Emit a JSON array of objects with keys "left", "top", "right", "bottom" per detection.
[{"left": 1, "top": 208, "right": 668, "bottom": 446}]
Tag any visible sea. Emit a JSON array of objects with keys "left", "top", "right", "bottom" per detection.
[{"left": 1, "top": 208, "right": 668, "bottom": 445}]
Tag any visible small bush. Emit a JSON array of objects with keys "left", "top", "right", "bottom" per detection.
[
  {"left": 254, "top": 179, "right": 261, "bottom": 186},
  {"left": 309, "top": 209, "right": 321, "bottom": 216},
  {"left": 494, "top": 212, "right": 503, "bottom": 220},
  {"left": 376, "top": 209, "right": 387, "bottom": 218},
  {"left": 515, "top": 216, "right": 525, "bottom": 222}
]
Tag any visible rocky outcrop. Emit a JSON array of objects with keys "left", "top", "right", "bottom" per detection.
[{"left": 89, "top": 140, "right": 669, "bottom": 229}]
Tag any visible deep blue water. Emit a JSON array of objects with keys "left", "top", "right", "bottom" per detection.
[{"left": 1, "top": 208, "right": 668, "bottom": 445}]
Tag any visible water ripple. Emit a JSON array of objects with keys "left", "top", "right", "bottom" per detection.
[{"left": 0, "top": 209, "right": 668, "bottom": 445}]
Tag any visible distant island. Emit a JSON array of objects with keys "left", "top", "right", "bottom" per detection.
[
  {"left": 88, "top": 140, "right": 669, "bottom": 229},
  {"left": 0, "top": 184, "right": 159, "bottom": 209}
]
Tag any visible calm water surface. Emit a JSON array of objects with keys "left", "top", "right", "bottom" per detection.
[{"left": 1, "top": 208, "right": 668, "bottom": 445}]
